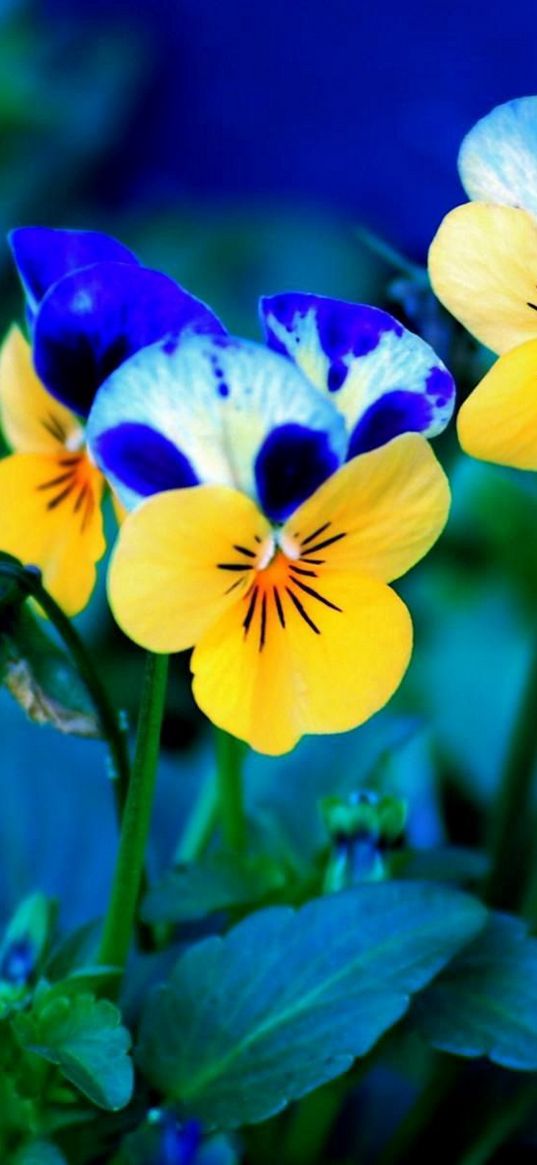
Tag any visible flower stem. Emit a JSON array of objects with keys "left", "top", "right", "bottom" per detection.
[
  {"left": 215, "top": 728, "right": 246, "bottom": 852},
  {"left": 174, "top": 772, "right": 219, "bottom": 864},
  {"left": 98, "top": 652, "right": 169, "bottom": 971},
  {"left": 484, "top": 635, "right": 537, "bottom": 910},
  {"left": 0, "top": 561, "right": 130, "bottom": 817}
]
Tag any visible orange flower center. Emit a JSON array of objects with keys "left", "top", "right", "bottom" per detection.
[{"left": 217, "top": 520, "right": 347, "bottom": 650}]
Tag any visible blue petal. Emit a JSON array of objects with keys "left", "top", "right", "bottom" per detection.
[
  {"left": 255, "top": 423, "right": 340, "bottom": 521},
  {"left": 33, "top": 261, "right": 226, "bottom": 417},
  {"left": 260, "top": 292, "right": 455, "bottom": 451},
  {"left": 9, "top": 226, "right": 139, "bottom": 317},
  {"left": 459, "top": 96, "right": 537, "bottom": 215},
  {"left": 87, "top": 332, "right": 346, "bottom": 513}
]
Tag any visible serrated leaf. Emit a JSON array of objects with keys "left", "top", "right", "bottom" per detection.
[
  {"left": 15, "top": 991, "right": 133, "bottom": 1110},
  {"left": 138, "top": 881, "right": 486, "bottom": 1128},
  {"left": 411, "top": 913, "right": 537, "bottom": 1069},
  {"left": 0, "top": 606, "right": 100, "bottom": 738},
  {"left": 14, "top": 1143, "right": 67, "bottom": 1165},
  {"left": 141, "top": 852, "right": 284, "bottom": 925}
]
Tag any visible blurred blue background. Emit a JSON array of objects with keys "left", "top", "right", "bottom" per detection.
[
  {"left": 42, "top": 0, "right": 537, "bottom": 257},
  {"left": 2, "top": 0, "right": 537, "bottom": 933}
]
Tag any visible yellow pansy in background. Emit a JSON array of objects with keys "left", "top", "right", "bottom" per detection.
[
  {"left": 109, "top": 433, "right": 449, "bottom": 755},
  {"left": 428, "top": 96, "right": 537, "bottom": 469},
  {"left": 0, "top": 224, "right": 228, "bottom": 614},
  {"left": 0, "top": 327, "right": 106, "bottom": 615}
]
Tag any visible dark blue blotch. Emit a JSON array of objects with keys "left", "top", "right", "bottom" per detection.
[
  {"left": 260, "top": 293, "right": 403, "bottom": 368},
  {"left": 348, "top": 390, "right": 432, "bottom": 458},
  {"left": 33, "top": 262, "right": 226, "bottom": 417},
  {"left": 317, "top": 300, "right": 403, "bottom": 359},
  {"left": 95, "top": 423, "right": 199, "bottom": 497},
  {"left": 425, "top": 365, "right": 454, "bottom": 405},
  {"left": 163, "top": 336, "right": 180, "bottom": 356},
  {"left": 327, "top": 360, "right": 348, "bottom": 392},
  {"left": 1, "top": 938, "right": 35, "bottom": 986},
  {"left": 255, "top": 423, "right": 339, "bottom": 522},
  {"left": 218, "top": 382, "right": 230, "bottom": 397}
]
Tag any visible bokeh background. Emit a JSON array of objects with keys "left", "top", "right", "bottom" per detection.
[{"left": 1, "top": 0, "right": 537, "bottom": 934}]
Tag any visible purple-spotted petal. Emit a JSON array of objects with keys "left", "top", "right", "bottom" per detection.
[
  {"left": 260, "top": 292, "right": 455, "bottom": 454},
  {"left": 9, "top": 227, "right": 140, "bottom": 318},
  {"left": 33, "top": 261, "right": 226, "bottom": 417}
]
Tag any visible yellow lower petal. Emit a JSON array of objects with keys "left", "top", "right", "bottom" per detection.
[
  {"left": 281, "top": 433, "right": 450, "bottom": 584},
  {"left": 192, "top": 570, "right": 412, "bottom": 755},
  {"left": 0, "top": 325, "right": 82, "bottom": 454},
  {"left": 429, "top": 203, "right": 537, "bottom": 354},
  {"left": 107, "top": 485, "right": 273, "bottom": 652},
  {"left": 0, "top": 452, "right": 105, "bottom": 615},
  {"left": 457, "top": 339, "right": 537, "bottom": 469}
]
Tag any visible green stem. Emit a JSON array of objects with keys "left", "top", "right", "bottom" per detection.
[
  {"left": 215, "top": 728, "right": 246, "bottom": 852},
  {"left": 0, "top": 561, "right": 130, "bottom": 816},
  {"left": 457, "top": 1080, "right": 537, "bottom": 1165},
  {"left": 98, "top": 652, "right": 169, "bottom": 971},
  {"left": 484, "top": 636, "right": 537, "bottom": 909},
  {"left": 174, "top": 772, "right": 219, "bottom": 864}
]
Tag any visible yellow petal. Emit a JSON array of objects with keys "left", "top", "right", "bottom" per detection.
[
  {"left": 281, "top": 433, "right": 450, "bottom": 584},
  {"left": 0, "top": 452, "right": 105, "bottom": 614},
  {"left": 457, "top": 339, "right": 537, "bottom": 469},
  {"left": 107, "top": 485, "right": 273, "bottom": 653},
  {"left": 428, "top": 203, "right": 537, "bottom": 354},
  {"left": 0, "top": 325, "right": 82, "bottom": 454},
  {"left": 192, "top": 570, "right": 412, "bottom": 755}
]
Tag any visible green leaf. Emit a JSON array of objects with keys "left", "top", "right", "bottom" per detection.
[
  {"left": 0, "top": 607, "right": 100, "bottom": 738},
  {"left": 411, "top": 913, "right": 537, "bottom": 1069},
  {"left": 141, "top": 852, "right": 284, "bottom": 925},
  {"left": 138, "top": 881, "right": 486, "bottom": 1128},
  {"left": 14, "top": 991, "right": 133, "bottom": 1111},
  {"left": 14, "top": 1143, "right": 67, "bottom": 1165}
]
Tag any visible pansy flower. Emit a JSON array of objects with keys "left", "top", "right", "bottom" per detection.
[
  {"left": 87, "top": 298, "right": 453, "bottom": 755},
  {"left": 0, "top": 227, "right": 224, "bottom": 613},
  {"left": 429, "top": 96, "right": 537, "bottom": 469}
]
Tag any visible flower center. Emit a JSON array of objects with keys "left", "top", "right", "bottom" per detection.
[{"left": 217, "top": 520, "right": 347, "bottom": 651}]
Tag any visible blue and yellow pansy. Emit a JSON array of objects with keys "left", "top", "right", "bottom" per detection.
[
  {"left": 0, "top": 226, "right": 456, "bottom": 751},
  {"left": 87, "top": 295, "right": 454, "bottom": 754},
  {"left": 429, "top": 96, "right": 537, "bottom": 470},
  {"left": 0, "top": 226, "right": 223, "bottom": 613}
]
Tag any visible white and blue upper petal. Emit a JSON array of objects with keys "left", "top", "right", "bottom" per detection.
[
  {"left": 87, "top": 333, "right": 347, "bottom": 521},
  {"left": 459, "top": 96, "right": 537, "bottom": 216},
  {"left": 260, "top": 293, "right": 455, "bottom": 458}
]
